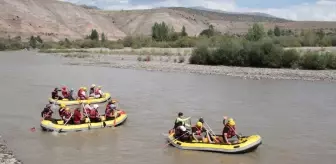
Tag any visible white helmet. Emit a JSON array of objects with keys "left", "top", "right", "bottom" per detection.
[
  {"left": 110, "top": 104, "right": 117, "bottom": 109},
  {"left": 93, "top": 104, "right": 99, "bottom": 109}
]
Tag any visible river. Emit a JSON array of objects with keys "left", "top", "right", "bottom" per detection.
[{"left": 0, "top": 51, "right": 335, "bottom": 164}]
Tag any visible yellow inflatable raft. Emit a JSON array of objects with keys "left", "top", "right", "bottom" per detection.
[
  {"left": 165, "top": 132, "right": 262, "bottom": 154},
  {"left": 48, "top": 93, "right": 111, "bottom": 106},
  {"left": 40, "top": 110, "right": 127, "bottom": 132}
]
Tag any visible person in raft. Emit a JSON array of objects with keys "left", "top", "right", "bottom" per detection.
[
  {"left": 191, "top": 121, "right": 214, "bottom": 143},
  {"left": 77, "top": 87, "right": 88, "bottom": 100},
  {"left": 173, "top": 112, "right": 191, "bottom": 130},
  {"left": 58, "top": 104, "right": 67, "bottom": 119},
  {"left": 94, "top": 86, "right": 104, "bottom": 98},
  {"left": 61, "top": 86, "right": 69, "bottom": 99},
  {"left": 41, "top": 103, "right": 54, "bottom": 121},
  {"left": 89, "top": 104, "right": 101, "bottom": 122},
  {"left": 174, "top": 121, "right": 191, "bottom": 142},
  {"left": 73, "top": 108, "right": 84, "bottom": 124},
  {"left": 89, "top": 84, "right": 96, "bottom": 97},
  {"left": 51, "top": 87, "right": 62, "bottom": 100},
  {"left": 68, "top": 88, "right": 75, "bottom": 101},
  {"left": 62, "top": 107, "right": 73, "bottom": 124},
  {"left": 105, "top": 100, "right": 121, "bottom": 120},
  {"left": 222, "top": 116, "right": 240, "bottom": 144}
]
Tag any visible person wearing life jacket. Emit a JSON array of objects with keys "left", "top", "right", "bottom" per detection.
[
  {"left": 61, "top": 86, "right": 69, "bottom": 99},
  {"left": 191, "top": 121, "right": 213, "bottom": 143},
  {"left": 73, "top": 108, "right": 83, "bottom": 124},
  {"left": 173, "top": 112, "right": 191, "bottom": 130},
  {"left": 94, "top": 86, "right": 103, "bottom": 98},
  {"left": 41, "top": 104, "right": 54, "bottom": 121},
  {"left": 105, "top": 103, "right": 117, "bottom": 120},
  {"left": 68, "top": 88, "right": 75, "bottom": 100},
  {"left": 83, "top": 102, "right": 92, "bottom": 117},
  {"left": 89, "top": 84, "right": 96, "bottom": 97},
  {"left": 222, "top": 117, "right": 239, "bottom": 144},
  {"left": 51, "top": 88, "right": 62, "bottom": 100},
  {"left": 62, "top": 107, "right": 73, "bottom": 124},
  {"left": 77, "top": 87, "right": 87, "bottom": 100},
  {"left": 58, "top": 104, "right": 66, "bottom": 119},
  {"left": 174, "top": 121, "right": 191, "bottom": 142},
  {"left": 89, "top": 104, "right": 101, "bottom": 122}
]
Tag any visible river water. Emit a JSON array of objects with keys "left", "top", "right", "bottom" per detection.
[{"left": 0, "top": 51, "right": 335, "bottom": 164}]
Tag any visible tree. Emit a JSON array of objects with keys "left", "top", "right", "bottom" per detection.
[
  {"left": 29, "top": 36, "right": 37, "bottom": 48},
  {"left": 151, "top": 21, "right": 170, "bottom": 41},
  {"left": 89, "top": 29, "right": 99, "bottom": 40},
  {"left": 274, "top": 26, "right": 281, "bottom": 36},
  {"left": 267, "top": 29, "right": 274, "bottom": 36},
  {"left": 199, "top": 25, "right": 215, "bottom": 37},
  {"left": 181, "top": 26, "right": 188, "bottom": 37},
  {"left": 246, "top": 23, "right": 265, "bottom": 41},
  {"left": 36, "top": 36, "right": 43, "bottom": 43},
  {"left": 101, "top": 32, "right": 106, "bottom": 42}
]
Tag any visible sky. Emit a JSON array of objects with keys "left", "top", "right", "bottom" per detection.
[{"left": 61, "top": 0, "right": 336, "bottom": 21}]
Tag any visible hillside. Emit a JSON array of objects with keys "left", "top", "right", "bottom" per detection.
[{"left": 1, "top": 0, "right": 336, "bottom": 41}]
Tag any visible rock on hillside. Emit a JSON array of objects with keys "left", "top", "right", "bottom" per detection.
[{"left": 1, "top": 0, "right": 336, "bottom": 41}]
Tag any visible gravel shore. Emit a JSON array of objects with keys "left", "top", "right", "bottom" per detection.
[
  {"left": 0, "top": 136, "right": 22, "bottom": 164},
  {"left": 48, "top": 52, "right": 336, "bottom": 82}
]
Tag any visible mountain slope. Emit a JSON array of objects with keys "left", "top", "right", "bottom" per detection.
[{"left": 1, "top": 0, "right": 336, "bottom": 41}]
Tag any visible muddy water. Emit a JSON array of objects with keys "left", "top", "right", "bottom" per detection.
[{"left": 0, "top": 51, "right": 336, "bottom": 164}]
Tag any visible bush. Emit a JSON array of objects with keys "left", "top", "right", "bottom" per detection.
[
  {"left": 325, "top": 52, "right": 336, "bottom": 69},
  {"left": 189, "top": 45, "right": 212, "bottom": 65},
  {"left": 282, "top": 49, "right": 301, "bottom": 68},
  {"left": 300, "top": 51, "right": 327, "bottom": 70}
]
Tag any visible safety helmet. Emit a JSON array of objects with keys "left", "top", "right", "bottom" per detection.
[
  {"left": 98, "top": 86, "right": 102, "bottom": 88},
  {"left": 54, "top": 87, "right": 58, "bottom": 91},
  {"left": 110, "top": 104, "right": 117, "bottom": 109},
  {"left": 198, "top": 117, "right": 204, "bottom": 123},
  {"left": 111, "top": 100, "right": 117, "bottom": 104},
  {"left": 70, "top": 88, "right": 74, "bottom": 91},
  {"left": 60, "top": 104, "right": 66, "bottom": 108},
  {"left": 91, "top": 84, "right": 96, "bottom": 87},
  {"left": 65, "top": 107, "right": 70, "bottom": 111},
  {"left": 196, "top": 121, "right": 202, "bottom": 127},
  {"left": 93, "top": 104, "right": 99, "bottom": 109},
  {"left": 228, "top": 118, "right": 235, "bottom": 126},
  {"left": 178, "top": 112, "right": 183, "bottom": 117},
  {"left": 83, "top": 87, "right": 87, "bottom": 91}
]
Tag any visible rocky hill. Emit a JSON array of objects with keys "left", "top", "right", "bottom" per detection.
[{"left": 1, "top": 0, "right": 336, "bottom": 41}]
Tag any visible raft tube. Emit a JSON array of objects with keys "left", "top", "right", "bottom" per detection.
[
  {"left": 40, "top": 110, "right": 127, "bottom": 132},
  {"left": 48, "top": 93, "right": 111, "bottom": 106},
  {"left": 165, "top": 132, "right": 262, "bottom": 154}
]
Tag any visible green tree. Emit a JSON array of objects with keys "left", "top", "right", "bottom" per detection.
[
  {"left": 151, "top": 22, "right": 170, "bottom": 41},
  {"left": 246, "top": 23, "right": 265, "bottom": 41},
  {"left": 36, "top": 36, "right": 43, "bottom": 43},
  {"left": 274, "top": 26, "right": 281, "bottom": 36},
  {"left": 29, "top": 36, "right": 37, "bottom": 48},
  {"left": 267, "top": 29, "right": 274, "bottom": 36},
  {"left": 101, "top": 32, "right": 106, "bottom": 42},
  {"left": 199, "top": 25, "right": 215, "bottom": 37},
  {"left": 181, "top": 26, "right": 188, "bottom": 37},
  {"left": 89, "top": 29, "right": 99, "bottom": 40}
]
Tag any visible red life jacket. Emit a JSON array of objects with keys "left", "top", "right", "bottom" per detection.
[
  {"left": 105, "top": 108, "right": 112, "bottom": 117},
  {"left": 59, "top": 108, "right": 66, "bottom": 118},
  {"left": 225, "top": 125, "right": 236, "bottom": 138},
  {"left": 63, "top": 111, "right": 72, "bottom": 119},
  {"left": 43, "top": 109, "right": 53, "bottom": 119},
  {"left": 62, "top": 90, "right": 69, "bottom": 98},
  {"left": 73, "top": 110, "right": 82, "bottom": 124},
  {"left": 77, "top": 89, "right": 84, "bottom": 97},
  {"left": 94, "top": 88, "right": 101, "bottom": 95},
  {"left": 89, "top": 109, "right": 97, "bottom": 119}
]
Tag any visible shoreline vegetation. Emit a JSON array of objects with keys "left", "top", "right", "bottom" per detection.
[{"left": 2, "top": 22, "right": 336, "bottom": 70}]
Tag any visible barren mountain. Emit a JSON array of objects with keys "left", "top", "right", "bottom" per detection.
[{"left": 1, "top": 0, "right": 336, "bottom": 41}]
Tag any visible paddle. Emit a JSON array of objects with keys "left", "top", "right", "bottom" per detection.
[
  {"left": 58, "top": 112, "right": 74, "bottom": 133},
  {"left": 202, "top": 119, "right": 221, "bottom": 143},
  {"left": 162, "top": 131, "right": 190, "bottom": 148},
  {"left": 82, "top": 101, "right": 92, "bottom": 130}
]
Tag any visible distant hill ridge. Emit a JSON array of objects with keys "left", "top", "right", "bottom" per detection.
[{"left": 0, "top": 0, "right": 335, "bottom": 41}]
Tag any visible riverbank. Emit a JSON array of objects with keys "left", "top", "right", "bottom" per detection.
[
  {"left": 42, "top": 50, "right": 336, "bottom": 82},
  {"left": 0, "top": 136, "right": 22, "bottom": 164}
]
